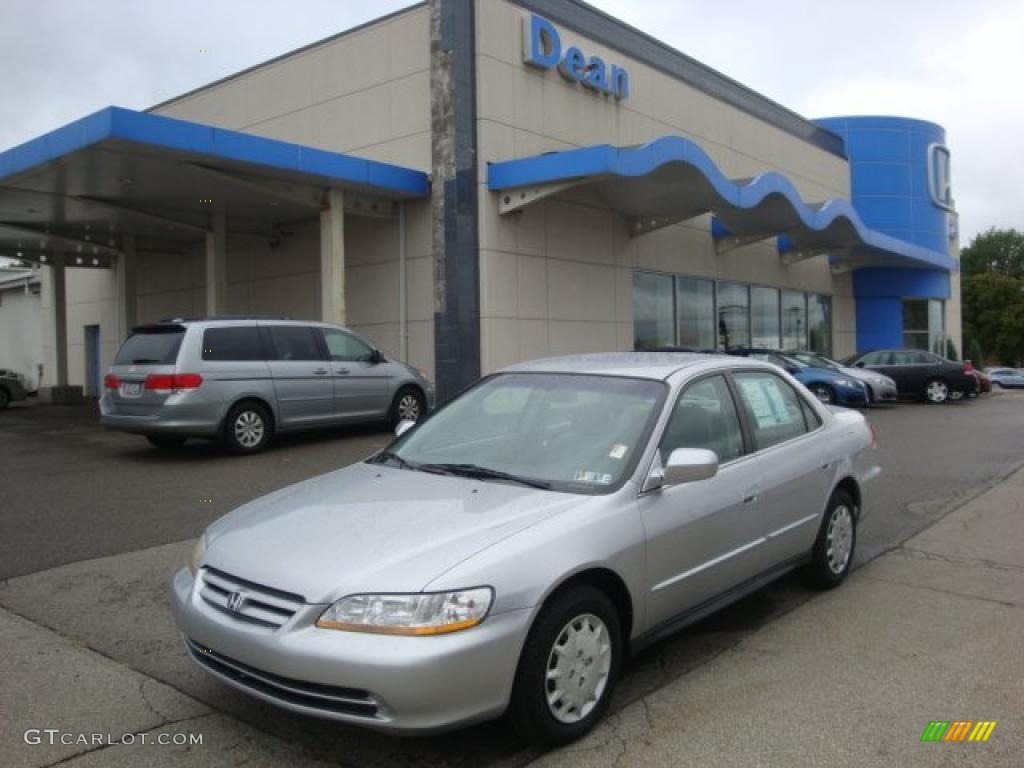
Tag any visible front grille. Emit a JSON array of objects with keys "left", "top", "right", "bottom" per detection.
[
  {"left": 199, "top": 567, "right": 304, "bottom": 628},
  {"left": 185, "top": 637, "right": 381, "bottom": 719}
]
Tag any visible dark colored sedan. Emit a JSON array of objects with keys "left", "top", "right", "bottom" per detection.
[{"left": 842, "top": 349, "right": 976, "bottom": 403}]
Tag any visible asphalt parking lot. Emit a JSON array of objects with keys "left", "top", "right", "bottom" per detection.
[{"left": 2, "top": 392, "right": 1023, "bottom": 767}]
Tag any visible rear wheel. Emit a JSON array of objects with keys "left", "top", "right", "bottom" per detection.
[
  {"left": 508, "top": 585, "right": 621, "bottom": 747},
  {"left": 146, "top": 435, "right": 187, "bottom": 450},
  {"left": 224, "top": 401, "right": 273, "bottom": 455},
  {"left": 388, "top": 386, "right": 425, "bottom": 428},
  {"left": 803, "top": 490, "right": 857, "bottom": 589},
  {"left": 924, "top": 378, "right": 948, "bottom": 404},
  {"left": 809, "top": 383, "right": 835, "bottom": 404}
]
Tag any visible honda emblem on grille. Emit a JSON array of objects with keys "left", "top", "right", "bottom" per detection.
[{"left": 226, "top": 590, "right": 247, "bottom": 613}]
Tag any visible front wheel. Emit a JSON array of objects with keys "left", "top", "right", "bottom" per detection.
[
  {"left": 924, "top": 378, "right": 949, "bottom": 404},
  {"left": 802, "top": 490, "right": 857, "bottom": 590},
  {"left": 224, "top": 402, "right": 273, "bottom": 455},
  {"left": 508, "top": 585, "right": 621, "bottom": 747},
  {"left": 809, "top": 383, "right": 835, "bottom": 404},
  {"left": 388, "top": 387, "right": 425, "bottom": 428}
]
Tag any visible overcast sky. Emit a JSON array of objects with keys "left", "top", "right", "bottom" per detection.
[{"left": 1, "top": 0, "right": 1021, "bottom": 244}]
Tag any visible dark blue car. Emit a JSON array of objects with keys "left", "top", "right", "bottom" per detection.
[{"left": 726, "top": 348, "right": 869, "bottom": 406}]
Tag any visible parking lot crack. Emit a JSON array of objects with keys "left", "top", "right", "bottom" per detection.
[
  {"left": 898, "top": 545, "right": 1024, "bottom": 574},
  {"left": 859, "top": 572, "right": 1019, "bottom": 608}
]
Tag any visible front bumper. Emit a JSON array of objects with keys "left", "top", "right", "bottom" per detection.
[
  {"left": 834, "top": 385, "right": 869, "bottom": 406},
  {"left": 171, "top": 567, "right": 531, "bottom": 733},
  {"left": 865, "top": 380, "right": 897, "bottom": 402}
]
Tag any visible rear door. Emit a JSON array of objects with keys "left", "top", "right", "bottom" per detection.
[
  {"left": 318, "top": 327, "right": 391, "bottom": 420},
  {"left": 731, "top": 370, "right": 833, "bottom": 565},
  {"left": 105, "top": 324, "right": 187, "bottom": 416},
  {"left": 262, "top": 325, "right": 334, "bottom": 428},
  {"left": 198, "top": 325, "right": 272, "bottom": 407}
]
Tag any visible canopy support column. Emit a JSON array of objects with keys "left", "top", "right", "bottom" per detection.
[
  {"left": 205, "top": 210, "right": 227, "bottom": 316},
  {"left": 320, "top": 188, "right": 346, "bottom": 326},
  {"left": 39, "top": 251, "right": 81, "bottom": 403},
  {"left": 117, "top": 235, "right": 137, "bottom": 339}
]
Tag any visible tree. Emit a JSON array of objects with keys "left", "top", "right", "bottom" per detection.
[
  {"left": 961, "top": 271, "right": 1024, "bottom": 365},
  {"left": 961, "top": 228, "right": 1024, "bottom": 277}
]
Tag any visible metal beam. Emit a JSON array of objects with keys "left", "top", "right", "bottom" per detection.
[
  {"left": 187, "top": 163, "right": 323, "bottom": 210},
  {"left": 72, "top": 195, "right": 210, "bottom": 235},
  {"left": 0, "top": 222, "right": 122, "bottom": 260},
  {"left": 497, "top": 181, "right": 581, "bottom": 214}
]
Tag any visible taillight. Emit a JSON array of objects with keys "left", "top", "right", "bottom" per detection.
[
  {"left": 963, "top": 360, "right": 974, "bottom": 373},
  {"left": 869, "top": 422, "right": 879, "bottom": 450},
  {"left": 104, "top": 374, "right": 120, "bottom": 389},
  {"left": 144, "top": 373, "right": 203, "bottom": 392}
]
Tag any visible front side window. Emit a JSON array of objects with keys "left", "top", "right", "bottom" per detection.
[
  {"left": 384, "top": 373, "right": 666, "bottom": 494},
  {"left": 321, "top": 329, "right": 373, "bottom": 362},
  {"left": 202, "top": 327, "right": 264, "bottom": 361},
  {"left": 266, "top": 326, "right": 323, "bottom": 362},
  {"left": 859, "top": 351, "right": 892, "bottom": 366},
  {"left": 733, "top": 371, "right": 810, "bottom": 450},
  {"left": 659, "top": 375, "right": 744, "bottom": 464}
]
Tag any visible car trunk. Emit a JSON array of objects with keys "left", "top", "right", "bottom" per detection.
[{"left": 104, "top": 325, "right": 187, "bottom": 416}]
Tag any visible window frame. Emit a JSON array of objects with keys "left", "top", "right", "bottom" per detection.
[
  {"left": 263, "top": 324, "right": 326, "bottom": 363},
  {"left": 655, "top": 372, "right": 749, "bottom": 468},
  {"left": 320, "top": 327, "right": 374, "bottom": 363},
  {"left": 200, "top": 325, "right": 267, "bottom": 362}
]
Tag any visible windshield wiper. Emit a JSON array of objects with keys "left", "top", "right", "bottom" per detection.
[
  {"left": 417, "top": 463, "right": 552, "bottom": 490},
  {"left": 370, "top": 450, "right": 418, "bottom": 471}
]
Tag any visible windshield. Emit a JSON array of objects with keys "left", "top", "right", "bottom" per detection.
[
  {"left": 114, "top": 326, "right": 185, "bottom": 365},
  {"left": 378, "top": 373, "right": 666, "bottom": 494}
]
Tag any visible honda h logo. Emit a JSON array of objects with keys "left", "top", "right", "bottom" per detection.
[
  {"left": 927, "top": 143, "right": 954, "bottom": 212},
  {"left": 226, "top": 591, "right": 247, "bottom": 613}
]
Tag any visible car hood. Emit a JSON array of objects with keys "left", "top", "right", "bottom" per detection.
[
  {"left": 203, "top": 462, "right": 587, "bottom": 603},
  {"left": 842, "top": 366, "right": 891, "bottom": 383}
]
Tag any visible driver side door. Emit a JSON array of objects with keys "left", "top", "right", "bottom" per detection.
[
  {"left": 319, "top": 327, "right": 391, "bottom": 420},
  {"left": 639, "top": 374, "right": 765, "bottom": 630}
]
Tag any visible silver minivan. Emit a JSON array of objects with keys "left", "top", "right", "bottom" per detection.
[{"left": 100, "top": 318, "right": 433, "bottom": 453}]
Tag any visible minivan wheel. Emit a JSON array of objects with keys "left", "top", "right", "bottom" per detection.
[
  {"left": 802, "top": 490, "right": 857, "bottom": 590},
  {"left": 224, "top": 402, "right": 272, "bottom": 455},
  {"left": 809, "top": 383, "right": 835, "bottom": 404},
  {"left": 146, "top": 435, "right": 187, "bottom": 450},
  {"left": 508, "top": 585, "right": 621, "bottom": 747},
  {"left": 924, "top": 378, "right": 949, "bottom": 404},
  {"left": 388, "top": 387, "right": 425, "bottom": 428}
]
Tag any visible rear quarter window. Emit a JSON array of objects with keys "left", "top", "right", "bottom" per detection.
[
  {"left": 202, "top": 327, "right": 265, "bottom": 361},
  {"left": 114, "top": 328, "right": 185, "bottom": 365}
]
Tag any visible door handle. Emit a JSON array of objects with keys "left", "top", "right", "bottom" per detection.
[
  {"left": 821, "top": 462, "right": 832, "bottom": 470},
  {"left": 313, "top": 368, "right": 328, "bottom": 375},
  {"left": 335, "top": 368, "right": 350, "bottom": 375},
  {"left": 743, "top": 494, "right": 759, "bottom": 504}
]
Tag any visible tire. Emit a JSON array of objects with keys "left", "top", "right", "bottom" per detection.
[
  {"left": 863, "top": 384, "right": 874, "bottom": 405},
  {"left": 146, "top": 435, "right": 187, "bottom": 450},
  {"left": 223, "top": 401, "right": 273, "bottom": 455},
  {"left": 508, "top": 585, "right": 621, "bottom": 748},
  {"left": 0, "top": 387, "right": 9, "bottom": 411},
  {"left": 924, "top": 378, "right": 949, "bottom": 404},
  {"left": 809, "top": 383, "right": 835, "bottom": 405},
  {"left": 802, "top": 490, "right": 857, "bottom": 590},
  {"left": 388, "top": 386, "right": 426, "bottom": 428}
]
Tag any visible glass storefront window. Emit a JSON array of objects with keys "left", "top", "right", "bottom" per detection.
[
  {"left": 717, "top": 282, "right": 749, "bottom": 350},
  {"left": 677, "top": 277, "right": 716, "bottom": 350},
  {"left": 750, "top": 286, "right": 780, "bottom": 348},
  {"left": 781, "top": 291, "right": 807, "bottom": 350},
  {"left": 808, "top": 294, "right": 832, "bottom": 356},
  {"left": 903, "top": 298, "right": 945, "bottom": 353},
  {"left": 633, "top": 272, "right": 676, "bottom": 350}
]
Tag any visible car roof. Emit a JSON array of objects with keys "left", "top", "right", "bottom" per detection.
[{"left": 500, "top": 352, "right": 767, "bottom": 381}]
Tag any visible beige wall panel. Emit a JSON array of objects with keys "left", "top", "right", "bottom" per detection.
[
  {"left": 481, "top": 317, "right": 521, "bottom": 373},
  {"left": 546, "top": 260, "right": 616, "bottom": 323},
  {"left": 548, "top": 320, "right": 618, "bottom": 356},
  {"left": 405, "top": 320, "right": 435, "bottom": 380},
  {"left": 480, "top": 249, "right": 519, "bottom": 318}
]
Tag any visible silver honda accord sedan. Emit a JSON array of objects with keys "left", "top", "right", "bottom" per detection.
[{"left": 172, "top": 353, "right": 880, "bottom": 746}]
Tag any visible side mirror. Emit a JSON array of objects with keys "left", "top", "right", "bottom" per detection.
[
  {"left": 785, "top": 365, "right": 801, "bottom": 375},
  {"left": 368, "top": 349, "right": 385, "bottom": 364},
  {"left": 644, "top": 448, "right": 718, "bottom": 492},
  {"left": 394, "top": 419, "right": 416, "bottom": 438},
  {"left": 854, "top": 361, "right": 866, "bottom": 368}
]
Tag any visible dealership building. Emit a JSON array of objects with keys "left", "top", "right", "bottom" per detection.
[{"left": 0, "top": 0, "right": 960, "bottom": 403}]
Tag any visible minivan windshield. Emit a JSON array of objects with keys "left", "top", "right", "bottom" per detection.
[
  {"left": 114, "top": 326, "right": 185, "bottom": 365},
  {"left": 377, "top": 373, "right": 666, "bottom": 494}
]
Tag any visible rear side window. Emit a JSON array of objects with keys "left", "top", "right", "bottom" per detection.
[
  {"left": 733, "top": 371, "right": 810, "bottom": 450},
  {"left": 114, "top": 328, "right": 185, "bottom": 365},
  {"left": 266, "top": 326, "right": 323, "bottom": 362},
  {"left": 202, "top": 327, "right": 265, "bottom": 361}
]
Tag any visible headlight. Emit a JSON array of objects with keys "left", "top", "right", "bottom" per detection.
[
  {"left": 832, "top": 379, "right": 858, "bottom": 388},
  {"left": 317, "top": 588, "right": 493, "bottom": 636},
  {"left": 188, "top": 534, "right": 206, "bottom": 576}
]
